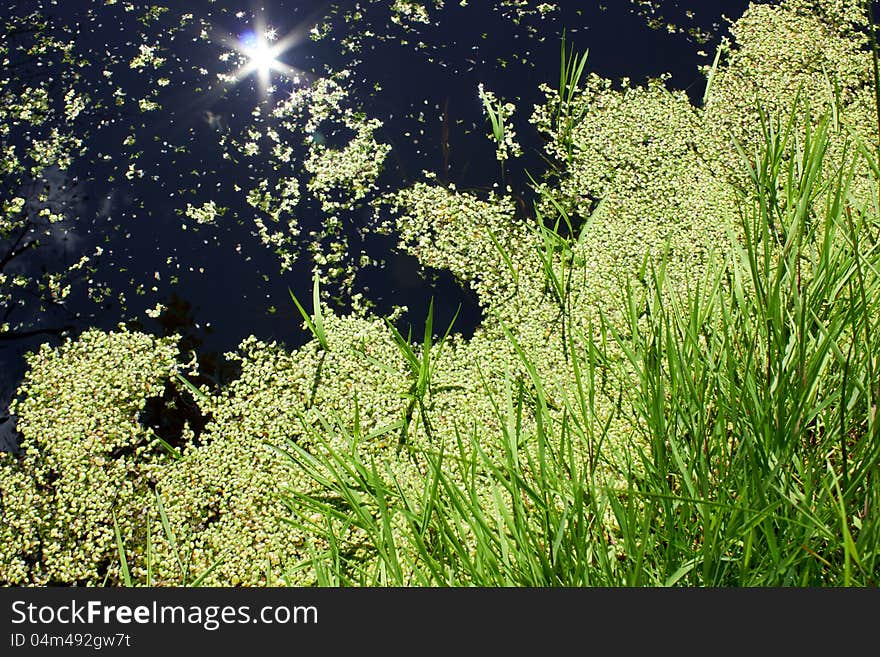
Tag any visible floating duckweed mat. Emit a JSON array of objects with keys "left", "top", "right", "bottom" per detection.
[{"left": 1, "top": 0, "right": 878, "bottom": 586}]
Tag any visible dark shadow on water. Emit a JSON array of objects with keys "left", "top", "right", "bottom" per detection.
[
  {"left": 357, "top": 234, "right": 484, "bottom": 341},
  {"left": 140, "top": 379, "right": 212, "bottom": 451}
]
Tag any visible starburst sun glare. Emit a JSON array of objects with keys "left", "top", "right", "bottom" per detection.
[
  {"left": 242, "top": 30, "right": 280, "bottom": 80},
  {"left": 224, "top": 21, "right": 303, "bottom": 92}
]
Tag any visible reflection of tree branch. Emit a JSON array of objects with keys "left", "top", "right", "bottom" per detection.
[
  {"left": 0, "top": 238, "right": 38, "bottom": 271},
  {"left": 0, "top": 325, "right": 74, "bottom": 341},
  {"left": 0, "top": 215, "right": 35, "bottom": 266}
]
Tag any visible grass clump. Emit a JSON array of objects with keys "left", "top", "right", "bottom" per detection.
[{"left": 279, "top": 107, "right": 880, "bottom": 586}]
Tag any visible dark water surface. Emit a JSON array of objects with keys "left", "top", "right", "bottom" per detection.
[{"left": 0, "top": 0, "right": 750, "bottom": 450}]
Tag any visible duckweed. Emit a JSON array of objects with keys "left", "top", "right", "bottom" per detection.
[{"left": 2, "top": 0, "right": 878, "bottom": 585}]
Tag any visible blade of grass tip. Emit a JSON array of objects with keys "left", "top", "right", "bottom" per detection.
[
  {"left": 827, "top": 456, "right": 863, "bottom": 584},
  {"left": 155, "top": 489, "right": 186, "bottom": 579},
  {"left": 479, "top": 86, "right": 504, "bottom": 142},
  {"left": 526, "top": 169, "right": 543, "bottom": 193},
  {"left": 150, "top": 432, "right": 183, "bottom": 461},
  {"left": 365, "top": 419, "right": 406, "bottom": 441},
  {"left": 496, "top": 315, "right": 547, "bottom": 413},
  {"left": 370, "top": 459, "right": 403, "bottom": 584},
  {"left": 175, "top": 372, "right": 208, "bottom": 402},
  {"left": 665, "top": 557, "right": 699, "bottom": 587},
  {"left": 311, "top": 271, "right": 328, "bottom": 349},
  {"left": 355, "top": 340, "right": 401, "bottom": 376},
  {"left": 419, "top": 440, "right": 446, "bottom": 542},
  {"left": 541, "top": 186, "right": 576, "bottom": 235},
  {"left": 146, "top": 514, "right": 153, "bottom": 587},
  {"left": 289, "top": 287, "right": 321, "bottom": 346},
  {"left": 385, "top": 315, "right": 420, "bottom": 375},
  {"left": 288, "top": 273, "right": 329, "bottom": 351},
  {"left": 492, "top": 103, "right": 504, "bottom": 143},
  {"left": 188, "top": 554, "right": 227, "bottom": 587},
  {"left": 485, "top": 225, "right": 520, "bottom": 288},
  {"left": 550, "top": 503, "right": 571, "bottom": 567},
  {"left": 703, "top": 44, "right": 722, "bottom": 107},
  {"left": 112, "top": 511, "right": 132, "bottom": 587},
  {"left": 569, "top": 49, "right": 589, "bottom": 110},
  {"left": 421, "top": 299, "right": 435, "bottom": 388},
  {"left": 430, "top": 302, "right": 461, "bottom": 376}
]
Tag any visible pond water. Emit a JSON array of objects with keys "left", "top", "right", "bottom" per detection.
[{"left": 0, "top": 0, "right": 750, "bottom": 451}]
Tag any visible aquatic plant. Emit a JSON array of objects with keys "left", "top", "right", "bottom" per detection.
[
  {"left": 1, "top": 0, "right": 879, "bottom": 586},
  {"left": 0, "top": 329, "right": 180, "bottom": 584},
  {"left": 478, "top": 84, "right": 522, "bottom": 180}
]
